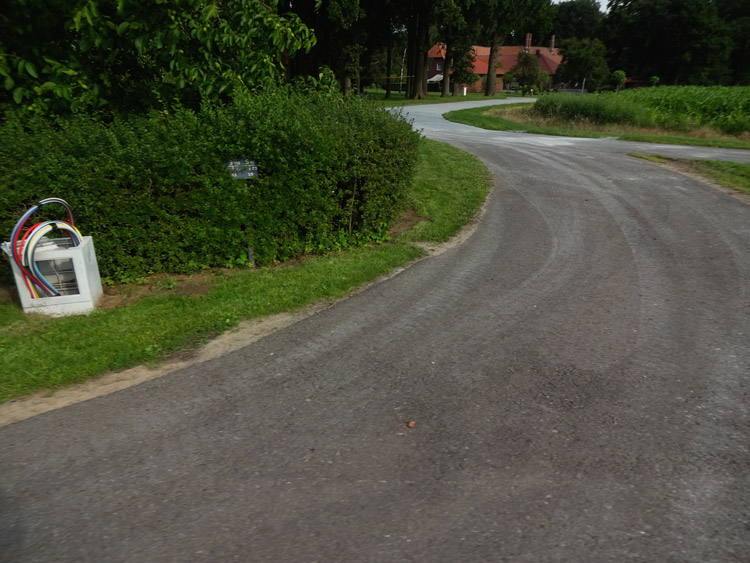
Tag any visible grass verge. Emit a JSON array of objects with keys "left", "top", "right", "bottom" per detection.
[
  {"left": 695, "top": 161, "right": 750, "bottom": 194},
  {"left": 0, "top": 138, "right": 493, "bottom": 403},
  {"left": 400, "top": 137, "right": 493, "bottom": 242},
  {"left": 627, "top": 153, "right": 671, "bottom": 164},
  {"left": 629, "top": 153, "right": 750, "bottom": 195},
  {"left": 445, "top": 104, "right": 750, "bottom": 150}
]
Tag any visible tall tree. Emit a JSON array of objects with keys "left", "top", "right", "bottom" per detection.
[
  {"left": 482, "top": 0, "right": 554, "bottom": 96},
  {"left": 450, "top": 49, "right": 479, "bottom": 94},
  {"left": 287, "top": 0, "right": 365, "bottom": 94},
  {"left": 435, "top": 0, "right": 478, "bottom": 97},
  {"left": 556, "top": 37, "right": 610, "bottom": 90},
  {"left": 482, "top": 0, "right": 515, "bottom": 96},
  {"left": 603, "top": 0, "right": 732, "bottom": 84},
  {"left": 404, "top": 0, "right": 434, "bottom": 99},
  {"left": 507, "top": 50, "right": 550, "bottom": 93},
  {"left": 553, "top": 0, "right": 603, "bottom": 41},
  {"left": 715, "top": 0, "right": 750, "bottom": 84},
  {"left": 381, "top": 0, "right": 398, "bottom": 97}
]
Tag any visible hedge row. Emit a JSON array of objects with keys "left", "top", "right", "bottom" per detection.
[{"left": 0, "top": 92, "right": 421, "bottom": 282}]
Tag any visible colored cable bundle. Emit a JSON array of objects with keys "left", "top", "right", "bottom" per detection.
[{"left": 9, "top": 198, "right": 83, "bottom": 299}]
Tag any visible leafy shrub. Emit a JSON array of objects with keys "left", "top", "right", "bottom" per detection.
[
  {"left": 0, "top": 91, "right": 420, "bottom": 282},
  {"left": 0, "top": 0, "right": 315, "bottom": 117}
]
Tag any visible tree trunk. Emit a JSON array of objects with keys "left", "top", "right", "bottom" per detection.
[
  {"left": 406, "top": 7, "right": 417, "bottom": 98},
  {"left": 418, "top": 47, "right": 429, "bottom": 98},
  {"left": 441, "top": 37, "right": 453, "bottom": 97},
  {"left": 355, "top": 51, "right": 361, "bottom": 94},
  {"left": 385, "top": 17, "right": 393, "bottom": 98},
  {"left": 406, "top": 0, "right": 431, "bottom": 99},
  {"left": 485, "top": 34, "right": 500, "bottom": 96}
]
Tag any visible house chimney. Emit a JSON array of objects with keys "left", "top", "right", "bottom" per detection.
[
  {"left": 550, "top": 35, "right": 555, "bottom": 53},
  {"left": 525, "top": 33, "right": 532, "bottom": 53}
]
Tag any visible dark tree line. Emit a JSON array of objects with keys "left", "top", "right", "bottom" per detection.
[
  {"left": 604, "top": 0, "right": 749, "bottom": 85},
  {"left": 2, "top": 0, "right": 747, "bottom": 117},
  {"left": 289, "top": 0, "right": 749, "bottom": 100},
  {"left": 288, "top": 0, "right": 559, "bottom": 99}
]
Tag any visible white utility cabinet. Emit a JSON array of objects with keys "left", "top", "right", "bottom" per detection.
[{"left": 1, "top": 236, "right": 103, "bottom": 317}]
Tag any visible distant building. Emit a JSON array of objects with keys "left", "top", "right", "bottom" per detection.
[{"left": 428, "top": 36, "right": 563, "bottom": 92}]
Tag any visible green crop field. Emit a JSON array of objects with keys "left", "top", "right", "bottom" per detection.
[{"left": 533, "top": 86, "right": 750, "bottom": 135}]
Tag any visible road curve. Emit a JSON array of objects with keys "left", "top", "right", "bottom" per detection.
[{"left": 1, "top": 101, "right": 749, "bottom": 562}]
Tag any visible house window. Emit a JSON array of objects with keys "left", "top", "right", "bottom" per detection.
[{"left": 436, "top": 62, "right": 442, "bottom": 71}]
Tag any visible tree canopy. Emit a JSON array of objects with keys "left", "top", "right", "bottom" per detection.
[
  {"left": 1, "top": 0, "right": 316, "bottom": 115},
  {"left": 715, "top": 0, "right": 750, "bottom": 84},
  {"left": 480, "top": 0, "right": 555, "bottom": 95},
  {"left": 2, "top": 0, "right": 748, "bottom": 116},
  {"left": 603, "top": 0, "right": 732, "bottom": 84},
  {"left": 507, "top": 50, "right": 550, "bottom": 93},
  {"left": 553, "top": 0, "right": 603, "bottom": 41},
  {"left": 556, "top": 37, "right": 610, "bottom": 90}
]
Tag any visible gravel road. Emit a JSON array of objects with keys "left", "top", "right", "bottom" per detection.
[{"left": 1, "top": 100, "right": 749, "bottom": 562}]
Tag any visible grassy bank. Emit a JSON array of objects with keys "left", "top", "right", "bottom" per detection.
[
  {"left": 445, "top": 102, "right": 608, "bottom": 138},
  {"left": 0, "top": 139, "right": 493, "bottom": 403},
  {"left": 630, "top": 154, "right": 750, "bottom": 195},
  {"left": 445, "top": 96, "right": 750, "bottom": 151},
  {"left": 696, "top": 161, "right": 750, "bottom": 194}
]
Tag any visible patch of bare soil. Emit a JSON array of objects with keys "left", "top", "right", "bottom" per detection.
[
  {"left": 98, "top": 272, "right": 215, "bottom": 310},
  {"left": 388, "top": 207, "right": 427, "bottom": 238},
  {"left": 0, "top": 270, "right": 219, "bottom": 313},
  {"left": 0, "top": 284, "right": 15, "bottom": 304}
]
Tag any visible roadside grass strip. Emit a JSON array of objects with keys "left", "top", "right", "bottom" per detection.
[
  {"left": 0, "top": 139, "right": 492, "bottom": 402},
  {"left": 693, "top": 161, "right": 750, "bottom": 194},
  {"left": 629, "top": 153, "right": 750, "bottom": 195},
  {"left": 628, "top": 153, "right": 671, "bottom": 164},
  {"left": 400, "top": 138, "right": 493, "bottom": 243},
  {"left": 444, "top": 104, "right": 610, "bottom": 138}
]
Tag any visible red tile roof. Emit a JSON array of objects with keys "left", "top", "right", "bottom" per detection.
[
  {"left": 428, "top": 44, "right": 447, "bottom": 59},
  {"left": 430, "top": 43, "right": 563, "bottom": 77}
]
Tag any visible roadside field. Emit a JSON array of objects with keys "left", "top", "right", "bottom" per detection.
[{"left": 534, "top": 87, "right": 750, "bottom": 135}]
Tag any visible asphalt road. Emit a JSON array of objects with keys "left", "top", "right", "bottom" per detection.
[{"left": 2, "top": 100, "right": 749, "bottom": 562}]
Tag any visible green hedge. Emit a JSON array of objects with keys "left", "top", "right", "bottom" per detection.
[{"left": 0, "top": 92, "right": 420, "bottom": 282}]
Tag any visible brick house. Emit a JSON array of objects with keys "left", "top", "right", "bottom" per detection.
[{"left": 428, "top": 36, "right": 563, "bottom": 92}]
